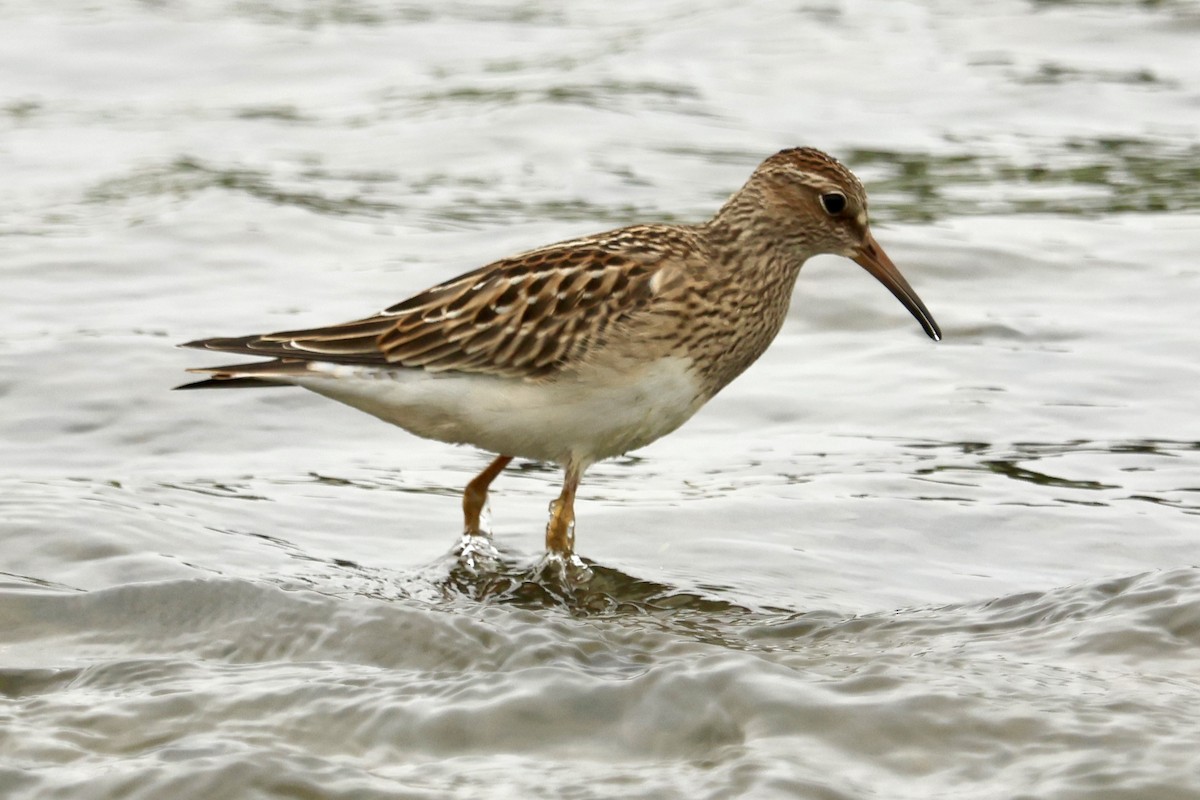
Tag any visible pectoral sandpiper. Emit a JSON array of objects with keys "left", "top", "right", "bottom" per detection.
[{"left": 179, "top": 147, "right": 941, "bottom": 559}]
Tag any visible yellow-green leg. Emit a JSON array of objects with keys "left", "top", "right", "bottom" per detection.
[
  {"left": 462, "top": 455, "right": 513, "bottom": 535},
  {"left": 545, "top": 463, "right": 582, "bottom": 556}
]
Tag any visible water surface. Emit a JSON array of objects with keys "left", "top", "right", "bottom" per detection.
[{"left": 2, "top": 1, "right": 1199, "bottom": 797}]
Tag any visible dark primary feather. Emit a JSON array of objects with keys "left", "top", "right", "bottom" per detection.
[{"left": 175, "top": 376, "right": 292, "bottom": 390}]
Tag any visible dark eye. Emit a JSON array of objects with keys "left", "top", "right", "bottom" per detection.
[{"left": 819, "top": 192, "right": 847, "bottom": 215}]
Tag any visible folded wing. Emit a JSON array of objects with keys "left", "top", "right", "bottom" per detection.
[{"left": 180, "top": 231, "right": 673, "bottom": 386}]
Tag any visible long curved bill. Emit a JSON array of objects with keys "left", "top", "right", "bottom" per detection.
[{"left": 852, "top": 232, "right": 942, "bottom": 341}]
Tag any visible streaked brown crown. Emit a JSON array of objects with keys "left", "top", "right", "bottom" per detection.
[{"left": 707, "top": 147, "right": 872, "bottom": 262}]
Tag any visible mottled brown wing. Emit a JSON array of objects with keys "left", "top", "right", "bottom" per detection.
[{"left": 183, "top": 235, "right": 666, "bottom": 380}]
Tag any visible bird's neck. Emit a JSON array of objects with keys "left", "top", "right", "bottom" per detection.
[
  {"left": 702, "top": 194, "right": 813, "bottom": 282},
  {"left": 678, "top": 196, "right": 812, "bottom": 399},
  {"left": 712, "top": 174, "right": 821, "bottom": 245}
]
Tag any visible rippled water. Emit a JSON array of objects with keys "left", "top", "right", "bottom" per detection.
[{"left": 3, "top": 1, "right": 1199, "bottom": 797}]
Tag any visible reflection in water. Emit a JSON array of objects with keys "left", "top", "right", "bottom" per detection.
[
  {"left": 275, "top": 534, "right": 1200, "bottom": 670},
  {"left": 438, "top": 541, "right": 755, "bottom": 620},
  {"left": 850, "top": 139, "right": 1200, "bottom": 221},
  {"left": 980, "top": 458, "right": 1117, "bottom": 490},
  {"left": 160, "top": 479, "right": 273, "bottom": 502},
  {"left": 66, "top": 130, "right": 1200, "bottom": 233},
  {"left": 86, "top": 157, "right": 398, "bottom": 218},
  {"left": 4, "top": 556, "right": 1197, "bottom": 799},
  {"left": 905, "top": 438, "right": 1199, "bottom": 511}
]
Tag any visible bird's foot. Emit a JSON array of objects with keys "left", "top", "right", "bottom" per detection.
[
  {"left": 453, "top": 530, "right": 502, "bottom": 572},
  {"left": 536, "top": 549, "right": 593, "bottom": 587}
]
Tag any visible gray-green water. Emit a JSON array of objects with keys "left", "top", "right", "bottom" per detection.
[{"left": 3, "top": 1, "right": 1199, "bottom": 797}]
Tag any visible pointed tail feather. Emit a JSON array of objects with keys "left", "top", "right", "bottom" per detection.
[
  {"left": 175, "top": 358, "right": 313, "bottom": 390},
  {"left": 174, "top": 376, "right": 294, "bottom": 390}
]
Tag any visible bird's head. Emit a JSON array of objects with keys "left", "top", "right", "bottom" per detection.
[{"left": 736, "top": 147, "right": 942, "bottom": 342}]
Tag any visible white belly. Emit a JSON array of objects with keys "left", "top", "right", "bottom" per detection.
[{"left": 291, "top": 357, "right": 705, "bottom": 467}]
